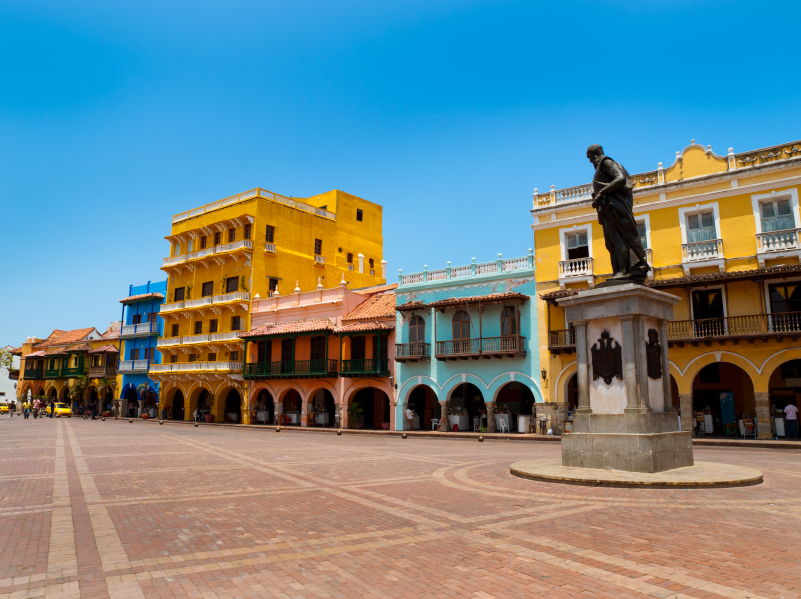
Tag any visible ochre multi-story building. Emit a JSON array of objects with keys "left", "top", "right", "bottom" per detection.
[
  {"left": 150, "top": 187, "right": 386, "bottom": 423},
  {"left": 533, "top": 139, "right": 801, "bottom": 438}
]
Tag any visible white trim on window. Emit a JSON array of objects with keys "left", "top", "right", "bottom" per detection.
[
  {"left": 689, "top": 285, "right": 728, "bottom": 321},
  {"left": 559, "top": 223, "right": 592, "bottom": 261},
  {"left": 751, "top": 188, "right": 801, "bottom": 267},
  {"left": 557, "top": 223, "right": 593, "bottom": 289},
  {"left": 763, "top": 276, "right": 801, "bottom": 317},
  {"left": 635, "top": 214, "right": 654, "bottom": 280},
  {"left": 677, "top": 202, "right": 723, "bottom": 274}
]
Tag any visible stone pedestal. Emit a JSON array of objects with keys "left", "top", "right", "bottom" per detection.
[{"left": 556, "top": 284, "right": 693, "bottom": 473}]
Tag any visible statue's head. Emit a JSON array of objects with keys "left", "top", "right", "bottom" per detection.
[{"left": 587, "top": 144, "right": 604, "bottom": 167}]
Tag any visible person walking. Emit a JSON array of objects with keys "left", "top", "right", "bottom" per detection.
[
  {"left": 48, "top": 400, "right": 55, "bottom": 418},
  {"left": 785, "top": 402, "right": 798, "bottom": 439},
  {"left": 32, "top": 397, "right": 40, "bottom": 419},
  {"left": 9, "top": 400, "right": 16, "bottom": 418},
  {"left": 23, "top": 398, "right": 31, "bottom": 419}
]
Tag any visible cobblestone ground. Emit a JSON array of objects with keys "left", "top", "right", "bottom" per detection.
[{"left": 1, "top": 418, "right": 800, "bottom": 599}]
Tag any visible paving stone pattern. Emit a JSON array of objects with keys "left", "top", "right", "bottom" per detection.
[{"left": 1, "top": 419, "right": 800, "bottom": 599}]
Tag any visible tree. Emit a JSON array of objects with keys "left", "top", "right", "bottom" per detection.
[
  {"left": 69, "top": 375, "right": 90, "bottom": 403},
  {"left": 0, "top": 348, "right": 14, "bottom": 375},
  {"left": 96, "top": 378, "right": 117, "bottom": 415}
]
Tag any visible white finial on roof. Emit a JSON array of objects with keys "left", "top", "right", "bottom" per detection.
[
  {"left": 273, "top": 285, "right": 280, "bottom": 297},
  {"left": 294, "top": 281, "right": 301, "bottom": 294},
  {"left": 340, "top": 273, "right": 348, "bottom": 288},
  {"left": 317, "top": 277, "right": 323, "bottom": 290}
]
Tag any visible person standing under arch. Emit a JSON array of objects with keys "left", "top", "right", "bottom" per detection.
[{"left": 785, "top": 402, "right": 798, "bottom": 439}]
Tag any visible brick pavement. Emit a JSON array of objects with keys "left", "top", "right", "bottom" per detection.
[{"left": 0, "top": 418, "right": 799, "bottom": 599}]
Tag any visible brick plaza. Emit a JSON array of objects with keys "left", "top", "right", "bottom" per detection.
[{"left": 1, "top": 419, "right": 800, "bottom": 599}]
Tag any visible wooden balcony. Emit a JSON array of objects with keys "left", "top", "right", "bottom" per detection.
[
  {"left": 395, "top": 343, "right": 431, "bottom": 362},
  {"left": 548, "top": 329, "right": 576, "bottom": 354},
  {"left": 23, "top": 367, "right": 43, "bottom": 380},
  {"left": 45, "top": 367, "right": 64, "bottom": 379},
  {"left": 667, "top": 312, "right": 801, "bottom": 346},
  {"left": 435, "top": 336, "right": 525, "bottom": 360},
  {"left": 89, "top": 364, "right": 117, "bottom": 379},
  {"left": 340, "top": 359, "right": 389, "bottom": 377},
  {"left": 244, "top": 359, "right": 338, "bottom": 379},
  {"left": 64, "top": 365, "right": 88, "bottom": 377}
]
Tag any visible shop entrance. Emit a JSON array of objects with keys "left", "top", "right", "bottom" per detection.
[
  {"left": 224, "top": 389, "right": 242, "bottom": 423},
  {"left": 309, "top": 388, "right": 336, "bottom": 427},
  {"left": 172, "top": 390, "right": 185, "bottom": 420},
  {"left": 124, "top": 387, "right": 138, "bottom": 417},
  {"left": 350, "top": 388, "right": 389, "bottom": 430},
  {"left": 496, "top": 382, "right": 536, "bottom": 432},
  {"left": 282, "top": 389, "right": 302, "bottom": 425},
  {"left": 407, "top": 385, "right": 439, "bottom": 430},
  {"left": 692, "top": 362, "right": 755, "bottom": 436},
  {"left": 448, "top": 383, "right": 484, "bottom": 432},
  {"left": 767, "top": 359, "right": 801, "bottom": 438},
  {"left": 254, "top": 389, "right": 274, "bottom": 424}
]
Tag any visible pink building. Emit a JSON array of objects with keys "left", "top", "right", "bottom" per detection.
[{"left": 240, "top": 278, "right": 396, "bottom": 429}]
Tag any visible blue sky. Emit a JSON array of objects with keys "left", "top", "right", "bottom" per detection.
[{"left": 2, "top": 0, "right": 800, "bottom": 343}]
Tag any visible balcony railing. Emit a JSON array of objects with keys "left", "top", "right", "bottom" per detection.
[
  {"left": 549, "top": 329, "right": 576, "bottom": 351},
  {"left": 436, "top": 336, "right": 525, "bottom": 359},
  {"left": 756, "top": 228, "right": 801, "bottom": 252},
  {"left": 183, "top": 334, "right": 210, "bottom": 344},
  {"left": 315, "top": 255, "right": 325, "bottom": 265},
  {"left": 265, "top": 242, "right": 276, "bottom": 253},
  {"left": 63, "top": 365, "right": 87, "bottom": 377},
  {"left": 157, "top": 337, "right": 183, "bottom": 347},
  {"left": 210, "top": 331, "right": 242, "bottom": 342},
  {"left": 89, "top": 364, "right": 117, "bottom": 379},
  {"left": 399, "top": 251, "right": 535, "bottom": 286},
  {"left": 150, "top": 361, "right": 243, "bottom": 373},
  {"left": 118, "top": 360, "right": 150, "bottom": 373},
  {"left": 217, "top": 239, "right": 253, "bottom": 254},
  {"left": 395, "top": 343, "right": 431, "bottom": 361},
  {"left": 185, "top": 297, "right": 213, "bottom": 309},
  {"left": 243, "top": 359, "right": 338, "bottom": 379},
  {"left": 45, "top": 367, "right": 63, "bottom": 378},
  {"left": 120, "top": 321, "right": 159, "bottom": 337},
  {"left": 340, "top": 359, "right": 389, "bottom": 376},
  {"left": 160, "top": 301, "right": 184, "bottom": 312},
  {"left": 667, "top": 312, "right": 801, "bottom": 343},
  {"left": 559, "top": 257, "right": 593, "bottom": 278},
  {"left": 682, "top": 239, "right": 723, "bottom": 262},
  {"left": 213, "top": 291, "right": 250, "bottom": 304},
  {"left": 187, "top": 246, "right": 217, "bottom": 261},
  {"left": 23, "top": 367, "right": 43, "bottom": 379},
  {"left": 162, "top": 255, "right": 186, "bottom": 267}
]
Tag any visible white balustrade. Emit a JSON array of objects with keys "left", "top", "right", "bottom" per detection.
[
  {"left": 118, "top": 360, "right": 149, "bottom": 372},
  {"left": 210, "top": 332, "right": 242, "bottom": 342},
  {"left": 185, "top": 297, "right": 212, "bottom": 308},
  {"left": 559, "top": 257, "right": 593, "bottom": 277},
  {"left": 501, "top": 257, "right": 528, "bottom": 271},
  {"left": 682, "top": 239, "right": 723, "bottom": 262},
  {"left": 162, "top": 255, "right": 186, "bottom": 267},
  {"left": 157, "top": 337, "right": 182, "bottom": 347},
  {"left": 451, "top": 266, "right": 472, "bottom": 278},
  {"left": 265, "top": 242, "right": 276, "bottom": 253},
  {"left": 120, "top": 322, "right": 158, "bottom": 336},
  {"left": 150, "top": 361, "right": 243, "bottom": 373},
  {"left": 401, "top": 272, "right": 424, "bottom": 285},
  {"left": 757, "top": 228, "right": 801, "bottom": 252},
  {"left": 554, "top": 184, "right": 593, "bottom": 204},
  {"left": 475, "top": 261, "right": 497, "bottom": 275},
  {"left": 427, "top": 268, "right": 447, "bottom": 281},
  {"left": 187, "top": 247, "right": 217, "bottom": 260},
  {"left": 315, "top": 255, "right": 325, "bottom": 265},
  {"left": 160, "top": 301, "right": 184, "bottom": 312},
  {"left": 183, "top": 334, "right": 210, "bottom": 344},
  {"left": 172, "top": 188, "right": 336, "bottom": 224},
  {"left": 213, "top": 292, "right": 250, "bottom": 304},
  {"left": 217, "top": 239, "right": 253, "bottom": 254}
]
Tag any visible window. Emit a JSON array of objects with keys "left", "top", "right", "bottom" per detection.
[
  {"left": 265, "top": 225, "right": 275, "bottom": 243},
  {"left": 566, "top": 231, "right": 589, "bottom": 260},
  {"left": 228, "top": 227, "right": 235, "bottom": 242},
  {"left": 226, "top": 276, "right": 239, "bottom": 293},
  {"left": 314, "top": 238, "right": 322, "bottom": 255},
  {"left": 230, "top": 350, "right": 239, "bottom": 361},
  {"left": 257, "top": 340, "right": 270, "bottom": 363},
  {"left": 214, "top": 231, "right": 221, "bottom": 245},
  {"left": 769, "top": 283, "right": 801, "bottom": 314},
  {"left": 171, "top": 323, "right": 179, "bottom": 337},
  {"left": 170, "top": 355, "right": 178, "bottom": 363},
  {"left": 356, "top": 209, "right": 363, "bottom": 222},
  {"left": 372, "top": 334, "right": 388, "bottom": 360},
  {"left": 687, "top": 211, "right": 716, "bottom": 242},
  {"left": 452, "top": 311, "right": 471, "bottom": 339},
  {"left": 501, "top": 306, "right": 518, "bottom": 336},
  {"left": 369, "top": 258, "right": 374, "bottom": 268},
  {"left": 281, "top": 338, "right": 293, "bottom": 362},
  {"left": 351, "top": 336, "right": 366, "bottom": 360},
  {"left": 269, "top": 278, "right": 278, "bottom": 293},
  {"left": 209, "top": 319, "right": 218, "bottom": 333},
  {"left": 92, "top": 354, "right": 100, "bottom": 366},
  {"left": 692, "top": 289, "right": 724, "bottom": 320},
  {"left": 201, "top": 281, "right": 213, "bottom": 297},
  {"left": 347, "top": 253, "right": 353, "bottom": 264},
  {"left": 231, "top": 316, "right": 242, "bottom": 331},
  {"left": 187, "top": 240, "right": 193, "bottom": 252},
  {"left": 173, "top": 243, "right": 180, "bottom": 257},
  {"left": 760, "top": 199, "right": 795, "bottom": 232},
  {"left": 208, "top": 353, "right": 217, "bottom": 362},
  {"left": 636, "top": 221, "right": 649, "bottom": 249},
  {"left": 149, "top": 312, "right": 157, "bottom": 323},
  {"left": 132, "top": 314, "right": 142, "bottom": 325},
  {"left": 409, "top": 315, "right": 425, "bottom": 343},
  {"left": 144, "top": 348, "right": 153, "bottom": 360},
  {"left": 244, "top": 224, "right": 251, "bottom": 240},
  {"left": 194, "top": 321, "right": 203, "bottom": 334},
  {"left": 200, "top": 236, "right": 207, "bottom": 249},
  {"left": 130, "top": 348, "right": 139, "bottom": 361},
  {"left": 188, "top": 354, "right": 197, "bottom": 363},
  {"left": 310, "top": 336, "right": 326, "bottom": 361},
  {"left": 173, "top": 287, "right": 185, "bottom": 302}
]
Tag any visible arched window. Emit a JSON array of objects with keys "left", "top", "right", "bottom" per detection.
[
  {"left": 409, "top": 315, "right": 425, "bottom": 343},
  {"left": 501, "top": 306, "right": 518, "bottom": 336},
  {"left": 452, "top": 311, "right": 471, "bottom": 339}
]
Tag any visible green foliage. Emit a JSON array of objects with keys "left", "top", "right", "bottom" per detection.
[
  {"left": 69, "top": 375, "right": 90, "bottom": 400},
  {"left": 0, "top": 348, "right": 14, "bottom": 375},
  {"left": 347, "top": 400, "right": 363, "bottom": 416}
]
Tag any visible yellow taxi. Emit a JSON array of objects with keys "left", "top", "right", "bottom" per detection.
[
  {"left": 0, "top": 402, "right": 8, "bottom": 413},
  {"left": 53, "top": 403, "right": 72, "bottom": 418}
]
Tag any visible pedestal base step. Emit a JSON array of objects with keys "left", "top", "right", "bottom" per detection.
[{"left": 510, "top": 459, "right": 762, "bottom": 488}]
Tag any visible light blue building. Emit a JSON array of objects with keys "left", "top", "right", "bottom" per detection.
[
  {"left": 118, "top": 280, "right": 167, "bottom": 417},
  {"left": 394, "top": 251, "right": 541, "bottom": 433}
]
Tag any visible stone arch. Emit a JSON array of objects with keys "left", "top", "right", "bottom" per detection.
[
  {"left": 675, "top": 352, "right": 759, "bottom": 395},
  {"left": 690, "top": 361, "right": 757, "bottom": 434},
  {"left": 121, "top": 384, "right": 139, "bottom": 417},
  {"left": 758, "top": 348, "right": 801, "bottom": 390},
  {"left": 764, "top": 354, "right": 801, "bottom": 433},
  {"left": 554, "top": 361, "right": 577, "bottom": 404},
  {"left": 187, "top": 384, "right": 213, "bottom": 421},
  {"left": 33, "top": 385, "right": 44, "bottom": 397},
  {"left": 400, "top": 383, "right": 440, "bottom": 431},
  {"left": 397, "top": 376, "right": 439, "bottom": 406},
  {"left": 442, "top": 374, "right": 487, "bottom": 403},
  {"left": 248, "top": 381, "right": 278, "bottom": 408},
  {"left": 58, "top": 385, "right": 70, "bottom": 401},
  {"left": 164, "top": 387, "right": 186, "bottom": 421},
  {"left": 18, "top": 382, "right": 34, "bottom": 400},
  {"left": 251, "top": 386, "right": 276, "bottom": 425},
  {"left": 487, "top": 373, "right": 543, "bottom": 404}
]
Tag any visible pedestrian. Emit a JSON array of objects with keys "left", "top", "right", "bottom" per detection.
[
  {"left": 48, "top": 400, "right": 55, "bottom": 418},
  {"left": 405, "top": 406, "right": 415, "bottom": 431},
  {"left": 193, "top": 408, "right": 199, "bottom": 422},
  {"left": 23, "top": 398, "right": 31, "bottom": 419},
  {"left": 473, "top": 409, "right": 481, "bottom": 432},
  {"left": 9, "top": 400, "right": 16, "bottom": 418},
  {"left": 785, "top": 402, "right": 798, "bottom": 439}
]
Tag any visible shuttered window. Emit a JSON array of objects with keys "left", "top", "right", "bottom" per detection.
[
  {"left": 687, "top": 211, "right": 716, "bottom": 242},
  {"left": 761, "top": 199, "right": 795, "bottom": 232}
]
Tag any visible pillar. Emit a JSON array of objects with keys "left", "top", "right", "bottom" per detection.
[
  {"left": 389, "top": 401, "right": 397, "bottom": 431},
  {"left": 335, "top": 404, "right": 343, "bottom": 429},
  {"left": 138, "top": 399, "right": 145, "bottom": 418},
  {"left": 438, "top": 400, "right": 449, "bottom": 432},
  {"left": 755, "top": 392, "right": 771, "bottom": 439},
  {"left": 573, "top": 320, "right": 591, "bottom": 413},
  {"left": 679, "top": 394, "right": 693, "bottom": 432},
  {"left": 274, "top": 397, "right": 284, "bottom": 426},
  {"left": 486, "top": 402, "right": 497, "bottom": 433}
]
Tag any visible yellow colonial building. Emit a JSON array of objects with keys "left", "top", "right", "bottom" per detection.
[
  {"left": 533, "top": 139, "right": 801, "bottom": 438},
  {"left": 150, "top": 187, "right": 386, "bottom": 424}
]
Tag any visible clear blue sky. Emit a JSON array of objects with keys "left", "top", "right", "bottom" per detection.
[{"left": 2, "top": 0, "right": 800, "bottom": 344}]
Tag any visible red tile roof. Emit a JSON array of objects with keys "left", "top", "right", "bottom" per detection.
[
  {"left": 239, "top": 318, "right": 336, "bottom": 339},
  {"left": 101, "top": 327, "right": 120, "bottom": 340},
  {"left": 120, "top": 292, "right": 165, "bottom": 304},
  {"left": 8, "top": 346, "right": 22, "bottom": 356},
  {"left": 335, "top": 321, "right": 395, "bottom": 333},
  {"left": 342, "top": 293, "right": 396, "bottom": 321},
  {"left": 22, "top": 350, "right": 46, "bottom": 358},
  {"left": 89, "top": 345, "right": 119, "bottom": 354},
  {"left": 396, "top": 300, "right": 427, "bottom": 311},
  {"left": 34, "top": 328, "right": 98, "bottom": 348},
  {"left": 352, "top": 283, "right": 398, "bottom": 295}
]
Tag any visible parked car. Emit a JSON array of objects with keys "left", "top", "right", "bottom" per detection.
[
  {"left": 0, "top": 402, "right": 8, "bottom": 413},
  {"left": 53, "top": 403, "right": 72, "bottom": 418}
]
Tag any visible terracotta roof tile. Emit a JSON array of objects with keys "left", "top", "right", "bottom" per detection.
[
  {"left": 342, "top": 293, "right": 396, "bottom": 321},
  {"left": 352, "top": 283, "right": 398, "bottom": 295},
  {"left": 35, "top": 328, "right": 97, "bottom": 348},
  {"left": 396, "top": 300, "right": 427, "bottom": 311},
  {"left": 120, "top": 292, "right": 165, "bottom": 304},
  {"left": 101, "top": 328, "right": 120, "bottom": 340},
  {"left": 22, "top": 350, "right": 46, "bottom": 358},
  {"left": 8, "top": 346, "right": 22, "bottom": 356},
  {"left": 335, "top": 321, "right": 395, "bottom": 333},
  {"left": 428, "top": 292, "right": 529, "bottom": 309},
  {"left": 239, "top": 318, "right": 336, "bottom": 339},
  {"left": 89, "top": 345, "right": 119, "bottom": 354},
  {"left": 70, "top": 343, "right": 92, "bottom": 352}
]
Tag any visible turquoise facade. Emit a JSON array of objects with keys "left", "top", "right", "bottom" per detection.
[{"left": 394, "top": 252, "right": 541, "bottom": 432}]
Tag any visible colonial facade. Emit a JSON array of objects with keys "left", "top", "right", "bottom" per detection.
[
  {"left": 533, "top": 139, "right": 801, "bottom": 438},
  {"left": 394, "top": 251, "right": 542, "bottom": 432},
  {"left": 118, "top": 280, "right": 168, "bottom": 417},
  {"left": 240, "top": 278, "right": 396, "bottom": 429},
  {"left": 152, "top": 187, "right": 386, "bottom": 423}
]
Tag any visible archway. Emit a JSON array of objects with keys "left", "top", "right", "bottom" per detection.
[
  {"left": 670, "top": 375, "right": 680, "bottom": 411},
  {"left": 691, "top": 362, "right": 755, "bottom": 436},
  {"left": 58, "top": 386, "right": 69, "bottom": 402},
  {"left": 565, "top": 374, "right": 578, "bottom": 414},
  {"left": 123, "top": 387, "right": 139, "bottom": 417},
  {"left": 406, "top": 385, "right": 439, "bottom": 430},
  {"left": 448, "top": 383, "right": 484, "bottom": 432},
  {"left": 308, "top": 388, "right": 336, "bottom": 427},
  {"left": 253, "top": 388, "right": 274, "bottom": 424},
  {"left": 496, "top": 381, "right": 536, "bottom": 431},
  {"left": 172, "top": 390, "right": 185, "bottom": 421},
  {"left": 49, "top": 387, "right": 58, "bottom": 399},
  {"left": 281, "top": 389, "right": 302, "bottom": 425},
  {"left": 224, "top": 389, "right": 242, "bottom": 423},
  {"left": 350, "top": 387, "right": 389, "bottom": 430},
  {"left": 197, "top": 389, "right": 210, "bottom": 421},
  {"left": 767, "top": 358, "right": 801, "bottom": 438}
]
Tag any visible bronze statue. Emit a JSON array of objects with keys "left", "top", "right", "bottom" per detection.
[{"left": 587, "top": 145, "right": 650, "bottom": 285}]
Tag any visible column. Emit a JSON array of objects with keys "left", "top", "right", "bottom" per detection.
[
  {"left": 438, "top": 400, "right": 449, "bottom": 432},
  {"left": 486, "top": 402, "right": 497, "bottom": 433},
  {"left": 300, "top": 399, "right": 308, "bottom": 427},
  {"left": 634, "top": 316, "right": 651, "bottom": 411},
  {"left": 335, "top": 403, "right": 343, "bottom": 429},
  {"left": 679, "top": 394, "right": 693, "bottom": 432},
  {"left": 573, "top": 320, "right": 591, "bottom": 413},
  {"left": 137, "top": 399, "right": 145, "bottom": 417},
  {"left": 274, "top": 397, "right": 284, "bottom": 426},
  {"left": 620, "top": 316, "right": 641, "bottom": 412},
  {"left": 755, "top": 392, "right": 771, "bottom": 439},
  {"left": 659, "top": 319, "right": 674, "bottom": 412},
  {"left": 389, "top": 401, "right": 397, "bottom": 431}
]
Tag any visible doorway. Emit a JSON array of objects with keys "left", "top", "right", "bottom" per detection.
[
  {"left": 172, "top": 390, "right": 185, "bottom": 421},
  {"left": 224, "top": 389, "right": 242, "bottom": 423}
]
